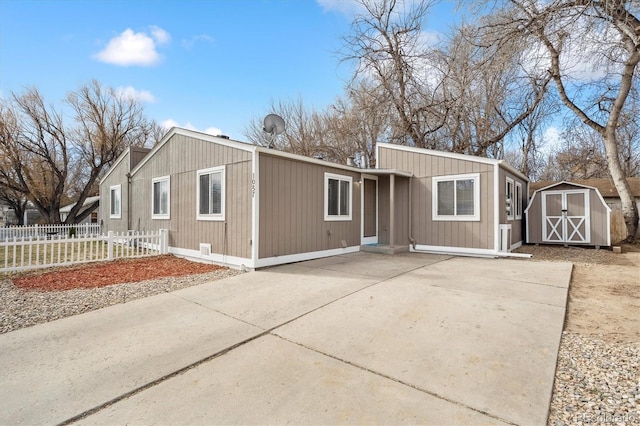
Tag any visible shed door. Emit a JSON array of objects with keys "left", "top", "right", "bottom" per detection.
[{"left": 542, "top": 190, "right": 590, "bottom": 243}]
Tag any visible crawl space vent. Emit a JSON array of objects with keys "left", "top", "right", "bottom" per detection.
[{"left": 199, "top": 243, "right": 211, "bottom": 257}]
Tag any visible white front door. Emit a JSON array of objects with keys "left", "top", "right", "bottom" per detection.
[
  {"left": 361, "top": 176, "right": 378, "bottom": 244},
  {"left": 542, "top": 190, "right": 590, "bottom": 243}
]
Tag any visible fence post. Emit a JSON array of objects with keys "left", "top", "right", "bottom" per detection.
[{"left": 107, "top": 231, "right": 114, "bottom": 260}]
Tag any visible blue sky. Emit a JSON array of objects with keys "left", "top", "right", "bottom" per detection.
[{"left": 0, "top": 0, "right": 459, "bottom": 140}]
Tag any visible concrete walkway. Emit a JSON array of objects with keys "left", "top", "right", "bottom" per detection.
[{"left": 0, "top": 252, "right": 572, "bottom": 425}]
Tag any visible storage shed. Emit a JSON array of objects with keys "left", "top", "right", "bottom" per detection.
[{"left": 525, "top": 181, "right": 611, "bottom": 247}]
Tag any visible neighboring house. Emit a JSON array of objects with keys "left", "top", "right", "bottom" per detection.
[
  {"left": 529, "top": 178, "right": 640, "bottom": 244},
  {"left": 100, "top": 127, "right": 528, "bottom": 269},
  {"left": 3, "top": 205, "right": 42, "bottom": 226},
  {"left": 59, "top": 195, "right": 101, "bottom": 224}
]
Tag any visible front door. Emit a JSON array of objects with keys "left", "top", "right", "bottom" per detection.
[
  {"left": 361, "top": 176, "right": 378, "bottom": 244},
  {"left": 542, "top": 190, "right": 590, "bottom": 243}
]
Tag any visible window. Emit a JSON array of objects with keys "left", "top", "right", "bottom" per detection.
[
  {"left": 432, "top": 174, "right": 480, "bottom": 221},
  {"left": 196, "top": 166, "right": 225, "bottom": 221},
  {"left": 506, "top": 177, "right": 514, "bottom": 220},
  {"left": 515, "top": 182, "right": 523, "bottom": 220},
  {"left": 324, "top": 172, "right": 352, "bottom": 221},
  {"left": 109, "top": 185, "right": 121, "bottom": 219},
  {"left": 152, "top": 176, "right": 170, "bottom": 219}
]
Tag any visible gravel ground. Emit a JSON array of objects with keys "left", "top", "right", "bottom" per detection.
[
  {"left": 0, "top": 268, "right": 241, "bottom": 334},
  {"left": 515, "top": 244, "right": 640, "bottom": 425},
  {"left": 548, "top": 332, "right": 639, "bottom": 426}
]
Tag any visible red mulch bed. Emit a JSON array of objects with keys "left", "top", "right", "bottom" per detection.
[{"left": 12, "top": 255, "right": 223, "bottom": 291}]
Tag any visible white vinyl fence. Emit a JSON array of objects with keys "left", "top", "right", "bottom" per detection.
[
  {"left": 0, "top": 229, "right": 168, "bottom": 273},
  {"left": 0, "top": 223, "right": 101, "bottom": 240}
]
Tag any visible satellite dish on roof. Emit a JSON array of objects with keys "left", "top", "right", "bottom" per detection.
[
  {"left": 262, "top": 114, "right": 285, "bottom": 149},
  {"left": 263, "top": 114, "right": 285, "bottom": 135}
]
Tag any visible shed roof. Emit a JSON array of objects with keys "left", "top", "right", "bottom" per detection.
[{"left": 529, "top": 177, "right": 640, "bottom": 198}]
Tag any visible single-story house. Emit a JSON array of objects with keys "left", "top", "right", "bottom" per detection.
[
  {"left": 59, "top": 195, "right": 101, "bottom": 225},
  {"left": 100, "top": 127, "right": 529, "bottom": 269},
  {"left": 529, "top": 178, "right": 640, "bottom": 244}
]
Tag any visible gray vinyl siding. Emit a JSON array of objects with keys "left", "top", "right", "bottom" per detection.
[
  {"left": 526, "top": 183, "right": 610, "bottom": 246},
  {"left": 499, "top": 168, "right": 527, "bottom": 244},
  {"left": 130, "top": 133, "right": 253, "bottom": 259},
  {"left": 258, "top": 154, "right": 361, "bottom": 258},
  {"left": 130, "top": 147, "right": 151, "bottom": 169},
  {"left": 100, "top": 151, "right": 130, "bottom": 234},
  {"left": 378, "top": 146, "right": 495, "bottom": 250}
]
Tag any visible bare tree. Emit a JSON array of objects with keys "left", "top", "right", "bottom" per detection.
[
  {"left": 0, "top": 81, "right": 157, "bottom": 224},
  {"left": 438, "top": 25, "right": 553, "bottom": 157},
  {"left": 473, "top": 0, "right": 640, "bottom": 239},
  {"left": 341, "top": 0, "right": 450, "bottom": 148},
  {"left": 244, "top": 98, "right": 327, "bottom": 157}
]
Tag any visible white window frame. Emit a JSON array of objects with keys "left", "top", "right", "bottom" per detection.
[
  {"left": 506, "top": 177, "right": 515, "bottom": 221},
  {"left": 196, "top": 166, "right": 225, "bottom": 221},
  {"left": 432, "top": 173, "right": 480, "bottom": 222},
  {"left": 515, "top": 181, "right": 523, "bottom": 220},
  {"left": 109, "top": 184, "right": 121, "bottom": 219},
  {"left": 324, "top": 172, "right": 353, "bottom": 221},
  {"left": 151, "top": 175, "right": 170, "bottom": 220}
]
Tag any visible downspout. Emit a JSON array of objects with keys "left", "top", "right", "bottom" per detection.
[
  {"left": 126, "top": 172, "right": 132, "bottom": 231},
  {"left": 408, "top": 176, "right": 416, "bottom": 249}
]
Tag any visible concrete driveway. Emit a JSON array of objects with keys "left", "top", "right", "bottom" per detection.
[{"left": 0, "top": 252, "right": 572, "bottom": 425}]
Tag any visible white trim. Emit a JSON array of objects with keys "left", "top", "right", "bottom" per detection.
[
  {"left": 515, "top": 181, "right": 523, "bottom": 220},
  {"left": 324, "top": 172, "right": 353, "bottom": 221},
  {"left": 511, "top": 240, "right": 523, "bottom": 250},
  {"left": 252, "top": 151, "right": 259, "bottom": 266},
  {"left": 506, "top": 177, "right": 515, "bottom": 221},
  {"left": 360, "top": 174, "right": 378, "bottom": 244},
  {"left": 255, "top": 245, "right": 360, "bottom": 268},
  {"left": 432, "top": 173, "right": 480, "bottom": 221},
  {"left": 196, "top": 165, "right": 226, "bottom": 221},
  {"left": 109, "top": 184, "right": 122, "bottom": 219},
  {"left": 151, "top": 175, "right": 170, "bottom": 220},
  {"left": 410, "top": 244, "right": 498, "bottom": 258},
  {"left": 493, "top": 163, "right": 500, "bottom": 253},
  {"left": 169, "top": 246, "right": 253, "bottom": 271}
]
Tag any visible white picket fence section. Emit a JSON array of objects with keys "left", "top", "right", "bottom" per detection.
[
  {"left": 0, "top": 229, "right": 168, "bottom": 273},
  {"left": 0, "top": 223, "right": 101, "bottom": 240}
]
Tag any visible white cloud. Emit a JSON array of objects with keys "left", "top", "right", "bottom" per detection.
[
  {"left": 150, "top": 25, "right": 171, "bottom": 44},
  {"left": 541, "top": 126, "right": 562, "bottom": 156},
  {"left": 116, "top": 86, "right": 156, "bottom": 103},
  {"left": 204, "top": 126, "right": 222, "bottom": 136},
  {"left": 94, "top": 26, "right": 170, "bottom": 66},
  {"left": 160, "top": 119, "right": 222, "bottom": 136},
  {"left": 182, "top": 34, "right": 215, "bottom": 50}
]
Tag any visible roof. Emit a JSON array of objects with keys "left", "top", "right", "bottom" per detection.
[
  {"left": 60, "top": 195, "right": 100, "bottom": 213},
  {"left": 529, "top": 177, "right": 640, "bottom": 198},
  {"left": 376, "top": 143, "right": 529, "bottom": 182},
  {"left": 132, "top": 127, "right": 412, "bottom": 177}
]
